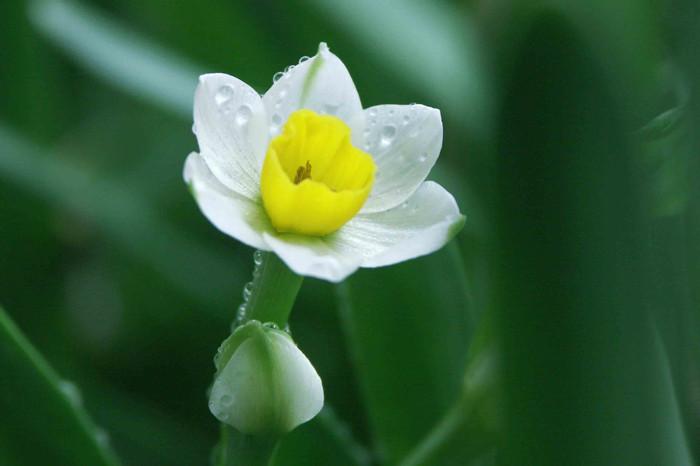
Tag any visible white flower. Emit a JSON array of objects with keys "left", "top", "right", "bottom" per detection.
[
  {"left": 209, "top": 320, "right": 323, "bottom": 434},
  {"left": 184, "top": 43, "right": 464, "bottom": 282}
]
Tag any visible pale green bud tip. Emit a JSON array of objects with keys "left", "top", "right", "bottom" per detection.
[{"left": 208, "top": 321, "right": 324, "bottom": 435}]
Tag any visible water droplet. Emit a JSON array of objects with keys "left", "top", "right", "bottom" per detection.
[
  {"left": 215, "top": 85, "right": 235, "bottom": 106},
  {"left": 235, "top": 105, "right": 253, "bottom": 126},
  {"left": 243, "top": 282, "right": 254, "bottom": 301},
  {"left": 380, "top": 125, "right": 397, "bottom": 146},
  {"left": 59, "top": 380, "right": 82, "bottom": 407},
  {"left": 272, "top": 113, "right": 283, "bottom": 126},
  {"left": 323, "top": 102, "right": 341, "bottom": 114},
  {"left": 403, "top": 114, "right": 411, "bottom": 125},
  {"left": 191, "top": 123, "right": 197, "bottom": 135},
  {"left": 401, "top": 202, "right": 409, "bottom": 209},
  {"left": 388, "top": 108, "right": 395, "bottom": 116},
  {"left": 284, "top": 65, "right": 294, "bottom": 74},
  {"left": 236, "top": 303, "right": 247, "bottom": 323},
  {"left": 272, "top": 71, "right": 284, "bottom": 83},
  {"left": 363, "top": 127, "right": 371, "bottom": 137},
  {"left": 253, "top": 250, "right": 264, "bottom": 266},
  {"left": 263, "top": 322, "right": 279, "bottom": 330},
  {"left": 368, "top": 108, "right": 377, "bottom": 118},
  {"left": 298, "top": 55, "right": 310, "bottom": 64},
  {"left": 220, "top": 394, "right": 233, "bottom": 407},
  {"left": 364, "top": 143, "right": 371, "bottom": 151},
  {"left": 409, "top": 126, "right": 422, "bottom": 138},
  {"left": 279, "top": 87, "right": 288, "bottom": 99},
  {"left": 369, "top": 118, "right": 377, "bottom": 126},
  {"left": 219, "top": 412, "right": 229, "bottom": 421},
  {"left": 419, "top": 153, "right": 428, "bottom": 162}
]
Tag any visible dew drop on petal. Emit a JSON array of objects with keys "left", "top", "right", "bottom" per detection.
[
  {"left": 235, "top": 105, "right": 253, "bottom": 126},
  {"left": 272, "top": 113, "right": 283, "bottom": 126},
  {"left": 323, "top": 102, "right": 341, "bottom": 115},
  {"left": 215, "top": 85, "right": 235, "bottom": 106},
  {"left": 402, "top": 114, "right": 411, "bottom": 125},
  {"left": 298, "top": 56, "right": 310, "bottom": 64},
  {"left": 220, "top": 394, "right": 233, "bottom": 407},
  {"left": 368, "top": 108, "right": 377, "bottom": 118},
  {"left": 380, "top": 125, "right": 397, "bottom": 147},
  {"left": 272, "top": 72, "right": 284, "bottom": 83},
  {"left": 419, "top": 152, "right": 428, "bottom": 162}
]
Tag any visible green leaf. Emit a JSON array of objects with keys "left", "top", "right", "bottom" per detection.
[
  {"left": 494, "top": 12, "right": 692, "bottom": 466},
  {"left": 0, "top": 124, "right": 240, "bottom": 316},
  {"left": 0, "top": 306, "right": 121, "bottom": 465},
  {"left": 336, "top": 242, "right": 476, "bottom": 464},
  {"left": 28, "top": 0, "right": 200, "bottom": 118}
]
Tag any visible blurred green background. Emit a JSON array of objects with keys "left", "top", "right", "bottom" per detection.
[{"left": 0, "top": 0, "right": 698, "bottom": 465}]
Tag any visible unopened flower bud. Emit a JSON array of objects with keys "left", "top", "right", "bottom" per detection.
[{"left": 208, "top": 320, "right": 323, "bottom": 435}]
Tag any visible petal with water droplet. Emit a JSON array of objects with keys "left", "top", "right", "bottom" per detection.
[
  {"left": 262, "top": 43, "right": 362, "bottom": 133},
  {"left": 194, "top": 73, "right": 269, "bottom": 199},
  {"left": 329, "top": 181, "right": 464, "bottom": 267},
  {"left": 262, "top": 232, "right": 364, "bottom": 283},
  {"left": 184, "top": 152, "right": 272, "bottom": 250},
  {"left": 350, "top": 104, "right": 443, "bottom": 213}
]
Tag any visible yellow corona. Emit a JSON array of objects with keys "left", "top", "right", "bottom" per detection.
[{"left": 261, "top": 110, "right": 376, "bottom": 236}]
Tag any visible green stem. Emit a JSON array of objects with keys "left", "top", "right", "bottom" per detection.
[
  {"left": 216, "top": 250, "right": 304, "bottom": 466},
  {"left": 243, "top": 251, "right": 303, "bottom": 328},
  {"left": 218, "top": 425, "right": 278, "bottom": 466}
]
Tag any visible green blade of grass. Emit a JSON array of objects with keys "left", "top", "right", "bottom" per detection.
[
  {"left": 28, "top": 0, "right": 200, "bottom": 118},
  {"left": 0, "top": 306, "right": 121, "bottom": 465},
  {"left": 0, "top": 124, "right": 240, "bottom": 316}
]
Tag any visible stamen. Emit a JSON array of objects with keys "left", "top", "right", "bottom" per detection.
[{"left": 294, "top": 160, "right": 312, "bottom": 184}]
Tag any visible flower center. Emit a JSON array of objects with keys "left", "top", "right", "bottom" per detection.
[{"left": 260, "top": 109, "right": 376, "bottom": 236}]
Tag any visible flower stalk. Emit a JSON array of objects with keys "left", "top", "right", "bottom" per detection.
[
  {"left": 238, "top": 251, "right": 303, "bottom": 329},
  {"left": 213, "top": 250, "right": 308, "bottom": 466}
]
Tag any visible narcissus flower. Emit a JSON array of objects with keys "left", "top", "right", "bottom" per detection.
[{"left": 185, "top": 43, "right": 464, "bottom": 282}]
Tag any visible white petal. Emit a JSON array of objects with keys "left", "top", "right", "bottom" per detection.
[
  {"left": 194, "top": 73, "right": 268, "bottom": 199},
  {"left": 262, "top": 43, "right": 362, "bottom": 136},
  {"left": 331, "top": 181, "right": 464, "bottom": 267},
  {"left": 209, "top": 326, "right": 323, "bottom": 434},
  {"left": 271, "top": 331, "right": 324, "bottom": 430},
  {"left": 184, "top": 152, "right": 272, "bottom": 250},
  {"left": 262, "top": 232, "right": 363, "bottom": 283},
  {"left": 350, "top": 104, "right": 443, "bottom": 213}
]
